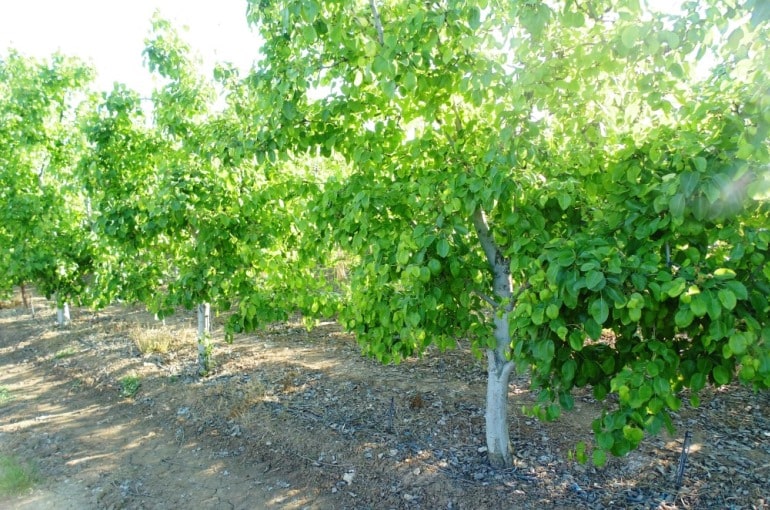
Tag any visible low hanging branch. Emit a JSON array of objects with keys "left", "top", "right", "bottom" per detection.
[
  {"left": 369, "top": 0, "right": 385, "bottom": 45},
  {"left": 474, "top": 290, "right": 501, "bottom": 309}
]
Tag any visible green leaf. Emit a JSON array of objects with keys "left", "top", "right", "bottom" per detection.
[
  {"left": 718, "top": 289, "right": 737, "bottom": 310},
  {"left": 373, "top": 55, "right": 389, "bottom": 75},
  {"left": 562, "top": 359, "right": 577, "bottom": 383},
  {"left": 663, "top": 277, "right": 687, "bottom": 298},
  {"left": 728, "top": 333, "right": 748, "bottom": 355},
  {"left": 714, "top": 268, "right": 736, "bottom": 279},
  {"left": 546, "top": 303, "right": 560, "bottom": 320},
  {"left": 724, "top": 280, "right": 748, "bottom": 300},
  {"left": 653, "top": 376, "right": 669, "bottom": 396},
  {"left": 557, "top": 193, "right": 572, "bottom": 210},
  {"left": 623, "top": 425, "right": 644, "bottom": 446},
  {"left": 712, "top": 365, "right": 730, "bottom": 385},
  {"left": 692, "top": 156, "right": 707, "bottom": 173},
  {"left": 584, "top": 318, "right": 602, "bottom": 339},
  {"left": 690, "top": 372, "right": 707, "bottom": 392},
  {"left": 690, "top": 293, "right": 708, "bottom": 317},
  {"left": 621, "top": 25, "right": 639, "bottom": 48},
  {"left": 589, "top": 298, "right": 610, "bottom": 325},
  {"left": 586, "top": 270, "right": 606, "bottom": 291},
  {"left": 593, "top": 448, "right": 607, "bottom": 467},
  {"left": 669, "top": 193, "right": 686, "bottom": 219},
  {"left": 674, "top": 308, "right": 694, "bottom": 328},
  {"left": 563, "top": 10, "right": 585, "bottom": 28},
  {"left": 557, "top": 252, "right": 576, "bottom": 267},
  {"left": 467, "top": 6, "right": 481, "bottom": 30},
  {"left": 301, "top": 24, "right": 317, "bottom": 44},
  {"left": 596, "top": 431, "right": 614, "bottom": 450},
  {"left": 436, "top": 238, "right": 450, "bottom": 258},
  {"left": 626, "top": 164, "right": 641, "bottom": 183},
  {"left": 569, "top": 331, "right": 585, "bottom": 350},
  {"left": 680, "top": 171, "right": 699, "bottom": 197}
]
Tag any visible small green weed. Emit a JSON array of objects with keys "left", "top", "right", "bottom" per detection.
[
  {"left": 0, "top": 386, "right": 13, "bottom": 406},
  {"left": 119, "top": 375, "right": 141, "bottom": 398},
  {"left": 0, "top": 455, "right": 37, "bottom": 496},
  {"left": 54, "top": 346, "right": 78, "bottom": 359}
]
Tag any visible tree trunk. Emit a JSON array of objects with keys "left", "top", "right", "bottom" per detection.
[
  {"left": 485, "top": 294, "right": 516, "bottom": 467},
  {"left": 473, "top": 207, "right": 516, "bottom": 468},
  {"left": 486, "top": 349, "right": 514, "bottom": 468},
  {"left": 197, "top": 303, "right": 212, "bottom": 376},
  {"left": 20, "top": 283, "right": 28, "bottom": 309},
  {"left": 28, "top": 286, "right": 36, "bottom": 318},
  {"left": 56, "top": 302, "right": 71, "bottom": 327}
]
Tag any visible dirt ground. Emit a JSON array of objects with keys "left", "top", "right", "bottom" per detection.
[{"left": 1, "top": 293, "right": 768, "bottom": 510}]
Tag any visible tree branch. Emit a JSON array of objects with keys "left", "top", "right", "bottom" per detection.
[
  {"left": 369, "top": 0, "right": 385, "bottom": 46},
  {"left": 472, "top": 207, "right": 503, "bottom": 270},
  {"left": 474, "top": 290, "right": 500, "bottom": 309}
]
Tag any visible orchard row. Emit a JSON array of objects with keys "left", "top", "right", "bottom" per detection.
[{"left": 2, "top": 1, "right": 769, "bottom": 467}]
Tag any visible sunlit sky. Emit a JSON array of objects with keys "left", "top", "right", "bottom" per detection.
[{"left": 0, "top": 0, "right": 261, "bottom": 95}]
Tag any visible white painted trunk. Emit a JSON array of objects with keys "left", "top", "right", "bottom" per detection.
[
  {"left": 486, "top": 353, "right": 513, "bottom": 468},
  {"left": 197, "top": 303, "right": 212, "bottom": 375},
  {"left": 485, "top": 304, "right": 515, "bottom": 468},
  {"left": 473, "top": 208, "right": 516, "bottom": 468},
  {"left": 57, "top": 300, "right": 70, "bottom": 327}
]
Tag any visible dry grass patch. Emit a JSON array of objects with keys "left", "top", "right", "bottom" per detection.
[
  {"left": 0, "top": 296, "right": 22, "bottom": 309},
  {"left": 129, "top": 325, "right": 192, "bottom": 355}
]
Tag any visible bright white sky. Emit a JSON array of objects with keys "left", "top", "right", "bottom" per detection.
[{"left": 0, "top": 0, "right": 261, "bottom": 95}]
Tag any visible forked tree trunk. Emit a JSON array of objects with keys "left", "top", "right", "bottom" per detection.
[
  {"left": 473, "top": 208, "right": 516, "bottom": 468},
  {"left": 197, "top": 303, "right": 212, "bottom": 376}
]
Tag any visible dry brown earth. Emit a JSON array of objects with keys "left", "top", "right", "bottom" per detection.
[{"left": 1, "top": 293, "right": 768, "bottom": 509}]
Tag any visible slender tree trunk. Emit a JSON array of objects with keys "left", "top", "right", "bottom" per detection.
[
  {"left": 485, "top": 317, "right": 515, "bottom": 468},
  {"left": 197, "top": 303, "right": 212, "bottom": 376},
  {"left": 56, "top": 301, "right": 71, "bottom": 327},
  {"left": 28, "top": 286, "right": 36, "bottom": 318},
  {"left": 486, "top": 352, "right": 514, "bottom": 468},
  {"left": 473, "top": 207, "right": 516, "bottom": 468},
  {"left": 20, "top": 283, "right": 28, "bottom": 309}
]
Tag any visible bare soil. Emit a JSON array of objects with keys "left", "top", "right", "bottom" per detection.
[{"left": 1, "top": 293, "right": 768, "bottom": 509}]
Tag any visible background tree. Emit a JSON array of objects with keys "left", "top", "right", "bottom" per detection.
[
  {"left": 242, "top": 0, "right": 770, "bottom": 467},
  {"left": 0, "top": 51, "right": 95, "bottom": 321},
  {"left": 79, "top": 16, "right": 341, "bottom": 373}
]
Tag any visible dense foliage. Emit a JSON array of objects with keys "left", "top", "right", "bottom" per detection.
[
  {"left": 2, "top": 0, "right": 768, "bottom": 468},
  {"left": 0, "top": 52, "right": 94, "bottom": 305}
]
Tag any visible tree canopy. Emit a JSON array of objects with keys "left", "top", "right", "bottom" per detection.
[
  {"left": 0, "top": 51, "right": 94, "bottom": 304},
  {"left": 241, "top": 0, "right": 770, "bottom": 466}
]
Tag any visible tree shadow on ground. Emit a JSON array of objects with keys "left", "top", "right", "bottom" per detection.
[{"left": 1, "top": 300, "right": 768, "bottom": 509}]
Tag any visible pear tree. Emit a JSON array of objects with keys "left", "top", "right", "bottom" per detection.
[
  {"left": 242, "top": 0, "right": 770, "bottom": 467},
  {"left": 0, "top": 50, "right": 95, "bottom": 322}
]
